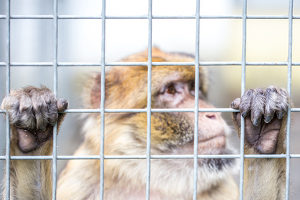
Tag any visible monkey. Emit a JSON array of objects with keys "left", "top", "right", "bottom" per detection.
[{"left": 1, "top": 48, "right": 288, "bottom": 200}]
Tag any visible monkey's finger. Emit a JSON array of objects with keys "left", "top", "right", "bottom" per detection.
[
  {"left": 231, "top": 98, "right": 240, "bottom": 109},
  {"left": 239, "top": 89, "right": 254, "bottom": 118},
  {"left": 47, "top": 98, "right": 58, "bottom": 126},
  {"left": 250, "top": 89, "right": 265, "bottom": 126},
  {"left": 264, "top": 87, "right": 288, "bottom": 121},
  {"left": 57, "top": 98, "right": 69, "bottom": 112},
  {"left": 14, "top": 95, "right": 37, "bottom": 130},
  {"left": 264, "top": 87, "right": 278, "bottom": 123},
  {"left": 276, "top": 88, "right": 289, "bottom": 120},
  {"left": 31, "top": 93, "right": 49, "bottom": 131},
  {"left": 1, "top": 95, "right": 19, "bottom": 119}
]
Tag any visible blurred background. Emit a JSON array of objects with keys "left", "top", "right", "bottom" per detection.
[{"left": 1, "top": 0, "right": 300, "bottom": 198}]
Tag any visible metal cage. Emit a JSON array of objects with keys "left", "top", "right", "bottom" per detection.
[{"left": 0, "top": 0, "right": 299, "bottom": 199}]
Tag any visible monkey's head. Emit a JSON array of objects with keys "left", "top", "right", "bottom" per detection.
[{"left": 86, "top": 48, "right": 236, "bottom": 196}]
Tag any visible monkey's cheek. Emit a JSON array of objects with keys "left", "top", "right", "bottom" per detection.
[{"left": 198, "top": 135, "right": 226, "bottom": 151}]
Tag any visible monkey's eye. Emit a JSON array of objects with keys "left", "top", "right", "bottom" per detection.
[
  {"left": 166, "top": 84, "right": 176, "bottom": 95},
  {"left": 190, "top": 81, "right": 195, "bottom": 91},
  {"left": 190, "top": 81, "right": 203, "bottom": 97}
]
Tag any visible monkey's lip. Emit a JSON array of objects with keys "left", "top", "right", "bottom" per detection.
[
  {"left": 171, "top": 134, "right": 226, "bottom": 155},
  {"left": 197, "top": 134, "right": 226, "bottom": 149},
  {"left": 198, "top": 134, "right": 225, "bottom": 143}
]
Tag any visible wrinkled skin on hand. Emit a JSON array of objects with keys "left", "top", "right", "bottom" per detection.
[
  {"left": 1, "top": 86, "right": 68, "bottom": 153},
  {"left": 231, "top": 86, "right": 289, "bottom": 154}
]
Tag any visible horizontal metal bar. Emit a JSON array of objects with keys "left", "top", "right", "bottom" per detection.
[
  {"left": 2, "top": 15, "right": 300, "bottom": 20},
  {"left": 7, "top": 156, "right": 52, "bottom": 160},
  {"left": 10, "top": 15, "right": 54, "bottom": 19},
  {"left": 2, "top": 108, "right": 300, "bottom": 114},
  {"left": 106, "top": 61, "right": 290, "bottom": 66},
  {"left": 1, "top": 108, "right": 238, "bottom": 114},
  {"left": 291, "top": 154, "right": 300, "bottom": 158},
  {"left": 2, "top": 61, "right": 300, "bottom": 67},
  {"left": 9, "top": 62, "right": 53, "bottom": 66},
  {"left": 291, "top": 108, "right": 300, "bottom": 112},
  {"left": 64, "top": 109, "right": 100, "bottom": 113},
  {"left": 58, "top": 62, "right": 197, "bottom": 66},
  {"left": 1, "top": 154, "right": 300, "bottom": 160},
  {"left": 64, "top": 108, "right": 239, "bottom": 113}
]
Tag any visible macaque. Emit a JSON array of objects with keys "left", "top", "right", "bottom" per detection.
[{"left": 1, "top": 48, "right": 288, "bottom": 200}]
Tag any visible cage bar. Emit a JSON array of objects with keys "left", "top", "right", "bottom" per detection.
[
  {"left": 5, "top": 0, "right": 11, "bottom": 199},
  {"left": 99, "top": 0, "right": 106, "bottom": 199},
  {"left": 51, "top": 0, "right": 59, "bottom": 199},
  {"left": 193, "top": 0, "right": 201, "bottom": 199},
  {"left": 5, "top": 61, "right": 300, "bottom": 67},
  {"left": 4, "top": 107, "right": 300, "bottom": 114},
  {"left": 2, "top": 154, "right": 300, "bottom": 160},
  {"left": 145, "top": 0, "right": 153, "bottom": 199},
  {"left": 239, "top": 0, "right": 247, "bottom": 199},
  {"left": 3, "top": 14, "right": 300, "bottom": 20},
  {"left": 285, "top": 0, "right": 294, "bottom": 199}
]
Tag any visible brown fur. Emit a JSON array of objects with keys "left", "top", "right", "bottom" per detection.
[{"left": 2, "top": 48, "right": 286, "bottom": 200}]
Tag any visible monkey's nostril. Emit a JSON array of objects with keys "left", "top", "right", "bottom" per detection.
[{"left": 205, "top": 113, "right": 216, "bottom": 119}]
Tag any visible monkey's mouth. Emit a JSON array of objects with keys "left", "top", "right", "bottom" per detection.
[
  {"left": 197, "top": 134, "right": 226, "bottom": 149},
  {"left": 169, "top": 132, "right": 227, "bottom": 155}
]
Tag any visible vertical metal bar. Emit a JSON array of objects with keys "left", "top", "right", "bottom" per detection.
[
  {"left": 239, "top": 0, "right": 247, "bottom": 199},
  {"left": 52, "top": 0, "right": 58, "bottom": 199},
  {"left": 193, "top": 0, "right": 200, "bottom": 199},
  {"left": 99, "top": 0, "right": 106, "bottom": 199},
  {"left": 5, "top": 0, "right": 11, "bottom": 199},
  {"left": 286, "top": 0, "right": 294, "bottom": 199},
  {"left": 145, "top": 0, "right": 152, "bottom": 199}
]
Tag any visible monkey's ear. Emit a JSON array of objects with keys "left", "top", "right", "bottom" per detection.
[
  {"left": 90, "top": 73, "right": 101, "bottom": 108},
  {"left": 81, "top": 73, "right": 101, "bottom": 109}
]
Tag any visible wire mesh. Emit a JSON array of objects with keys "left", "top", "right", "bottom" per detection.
[{"left": 0, "top": 0, "right": 297, "bottom": 200}]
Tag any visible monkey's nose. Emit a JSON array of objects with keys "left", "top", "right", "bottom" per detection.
[{"left": 205, "top": 113, "right": 217, "bottom": 120}]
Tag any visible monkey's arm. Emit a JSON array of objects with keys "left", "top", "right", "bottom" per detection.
[
  {"left": 1, "top": 87, "right": 68, "bottom": 200},
  {"left": 231, "top": 86, "right": 288, "bottom": 200}
]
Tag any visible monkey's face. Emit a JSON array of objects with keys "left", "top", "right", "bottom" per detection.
[
  {"left": 101, "top": 50, "right": 236, "bottom": 196},
  {"left": 103, "top": 61, "right": 234, "bottom": 172},
  {"left": 149, "top": 76, "right": 234, "bottom": 169},
  {"left": 106, "top": 66, "right": 235, "bottom": 171},
  {"left": 102, "top": 67, "right": 236, "bottom": 196}
]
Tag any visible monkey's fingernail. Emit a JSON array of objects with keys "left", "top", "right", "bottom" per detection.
[
  {"left": 264, "top": 115, "right": 272, "bottom": 123},
  {"left": 252, "top": 118, "right": 260, "bottom": 126},
  {"left": 57, "top": 99, "right": 68, "bottom": 112},
  {"left": 231, "top": 98, "right": 241, "bottom": 109},
  {"left": 277, "top": 111, "right": 284, "bottom": 119},
  {"left": 230, "top": 102, "right": 235, "bottom": 108},
  {"left": 241, "top": 112, "right": 248, "bottom": 118}
]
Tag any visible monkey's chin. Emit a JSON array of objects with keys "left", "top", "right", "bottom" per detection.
[
  {"left": 168, "top": 137, "right": 235, "bottom": 171},
  {"left": 198, "top": 148, "right": 236, "bottom": 171}
]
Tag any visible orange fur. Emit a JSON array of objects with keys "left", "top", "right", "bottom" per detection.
[{"left": 2, "top": 48, "right": 285, "bottom": 200}]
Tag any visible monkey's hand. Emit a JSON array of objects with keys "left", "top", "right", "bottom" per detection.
[
  {"left": 1, "top": 86, "right": 68, "bottom": 153},
  {"left": 231, "top": 86, "right": 289, "bottom": 154}
]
